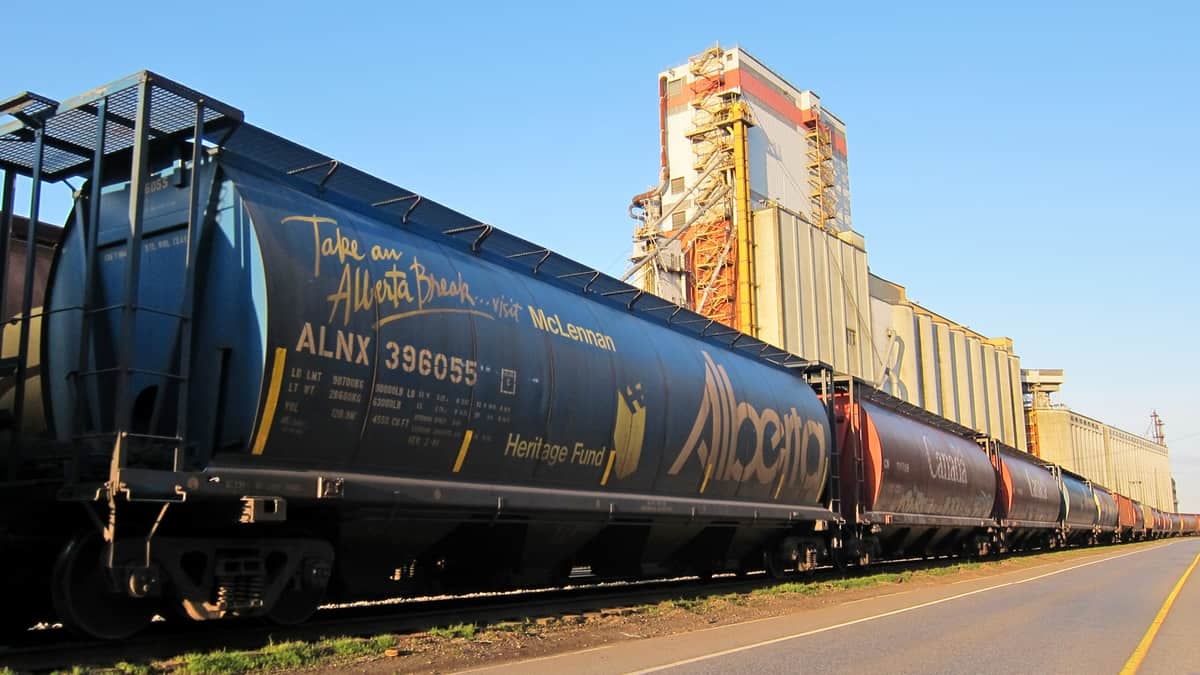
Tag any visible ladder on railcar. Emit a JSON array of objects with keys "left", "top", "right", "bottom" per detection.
[
  {"left": 847, "top": 378, "right": 866, "bottom": 523},
  {"left": 72, "top": 78, "right": 241, "bottom": 481},
  {"left": 0, "top": 73, "right": 243, "bottom": 486},
  {"left": 0, "top": 92, "right": 59, "bottom": 481},
  {"left": 808, "top": 366, "right": 841, "bottom": 516}
]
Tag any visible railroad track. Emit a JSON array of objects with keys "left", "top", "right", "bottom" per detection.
[{"left": 0, "top": 553, "right": 995, "bottom": 672}]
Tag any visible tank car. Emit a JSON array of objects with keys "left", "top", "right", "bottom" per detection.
[
  {"left": 1091, "top": 486, "right": 1120, "bottom": 544},
  {"left": 988, "top": 443, "right": 1060, "bottom": 551},
  {"left": 1138, "top": 502, "right": 1155, "bottom": 539},
  {"left": 1129, "top": 498, "right": 1145, "bottom": 541},
  {"left": 833, "top": 388, "right": 998, "bottom": 560},
  {"left": 1150, "top": 508, "right": 1165, "bottom": 539},
  {"left": 1114, "top": 493, "right": 1138, "bottom": 543},
  {"left": 1060, "top": 472, "right": 1100, "bottom": 546},
  {"left": 0, "top": 215, "right": 58, "bottom": 435},
  {"left": 0, "top": 72, "right": 839, "bottom": 639}
]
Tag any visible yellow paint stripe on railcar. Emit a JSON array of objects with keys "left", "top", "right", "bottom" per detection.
[
  {"left": 1119, "top": 549, "right": 1200, "bottom": 674},
  {"left": 452, "top": 430, "right": 474, "bottom": 472},
  {"left": 600, "top": 449, "right": 617, "bottom": 486},
  {"left": 251, "top": 347, "right": 288, "bottom": 456},
  {"left": 773, "top": 466, "right": 788, "bottom": 499},
  {"left": 700, "top": 461, "right": 715, "bottom": 493}
]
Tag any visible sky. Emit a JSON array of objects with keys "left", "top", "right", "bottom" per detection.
[{"left": 5, "top": 1, "right": 1199, "bottom": 509}]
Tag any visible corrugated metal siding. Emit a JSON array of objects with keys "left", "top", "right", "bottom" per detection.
[
  {"left": 1030, "top": 409, "right": 1174, "bottom": 511},
  {"left": 935, "top": 322, "right": 958, "bottom": 421},
  {"left": 968, "top": 337, "right": 985, "bottom": 433},
  {"left": 812, "top": 230, "right": 833, "bottom": 364},
  {"left": 982, "top": 342, "right": 999, "bottom": 436},
  {"left": 843, "top": 240, "right": 868, "bottom": 377},
  {"left": 752, "top": 209, "right": 783, "bottom": 342},
  {"left": 867, "top": 277, "right": 1023, "bottom": 446},
  {"left": 1008, "top": 357, "right": 1026, "bottom": 450},
  {"left": 1106, "top": 425, "right": 1173, "bottom": 511},
  {"left": 752, "top": 206, "right": 872, "bottom": 380},
  {"left": 871, "top": 298, "right": 916, "bottom": 403},
  {"left": 853, "top": 244, "right": 871, "bottom": 376},
  {"left": 951, "top": 329, "right": 972, "bottom": 429},
  {"left": 1069, "top": 414, "right": 1106, "bottom": 484},
  {"left": 1035, "top": 409, "right": 1074, "bottom": 470},
  {"left": 916, "top": 314, "right": 939, "bottom": 416},
  {"left": 828, "top": 243, "right": 849, "bottom": 371},
  {"left": 994, "top": 349, "right": 1012, "bottom": 446}
]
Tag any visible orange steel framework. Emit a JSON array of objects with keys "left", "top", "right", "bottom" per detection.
[
  {"left": 805, "top": 107, "right": 837, "bottom": 230},
  {"left": 1025, "top": 407, "right": 1041, "bottom": 458},
  {"left": 680, "top": 47, "right": 757, "bottom": 333}
]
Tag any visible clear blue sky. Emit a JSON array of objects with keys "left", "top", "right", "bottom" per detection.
[{"left": 6, "top": 1, "right": 1199, "bottom": 509}]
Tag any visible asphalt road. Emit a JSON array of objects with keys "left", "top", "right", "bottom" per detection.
[{"left": 463, "top": 539, "right": 1200, "bottom": 675}]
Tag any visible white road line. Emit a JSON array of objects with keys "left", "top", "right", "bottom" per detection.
[
  {"left": 455, "top": 644, "right": 616, "bottom": 674},
  {"left": 842, "top": 590, "right": 909, "bottom": 604},
  {"left": 627, "top": 542, "right": 1183, "bottom": 674},
  {"left": 947, "top": 547, "right": 1153, "bottom": 584}
]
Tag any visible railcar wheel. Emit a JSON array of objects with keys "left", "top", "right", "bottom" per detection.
[
  {"left": 51, "top": 532, "right": 157, "bottom": 640},
  {"left": 831, "top": 548, "right": 849, "bottom": 573},
  {"left": 266, "top": 555, "right": 332, "bottom": 626},
  {"left": 763, "top": 550, "right": 789, "bottom": 579},
  {"left": 266, "top": 586, "right": 325, "bottom": 625},
  {"left": 547, "top": 561, "right": 573, "bottom": 587}
]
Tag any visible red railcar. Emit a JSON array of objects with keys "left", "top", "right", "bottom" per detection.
[{"left": 1113, "top": 493, "right": 1137, "bottom": 542}]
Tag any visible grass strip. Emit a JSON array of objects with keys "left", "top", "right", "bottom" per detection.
[
  {"left": 751, "top": 561, "right": 982, "bottom": 598},
  {"left": 171, "top": 634, "right": 397, "bottom": 674}
]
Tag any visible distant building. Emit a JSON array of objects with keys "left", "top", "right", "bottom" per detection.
[
  {"left": 870, "top": 275, "right": 1025, "bottom": 450},
  {"left": 1023, "top": 369, "right": 1175, "bottom": 511}
]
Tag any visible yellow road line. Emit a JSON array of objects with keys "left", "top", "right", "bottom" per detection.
[
  {"left": 250, "top": 347, "right": 288, "bottom": 456},
  {"left": 452, "top": 430, "right": 474, "bottom": 472},
  {"left": 1119, "top": 548, "right": 1200, "bottom": 674}
]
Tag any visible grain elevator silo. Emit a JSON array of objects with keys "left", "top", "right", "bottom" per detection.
[
  {"left": 626, "top": 45, "right": 1026, "bottom": 444},
  {"left": 627, "top": 45, "right": 872, "bottom": 380}
]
